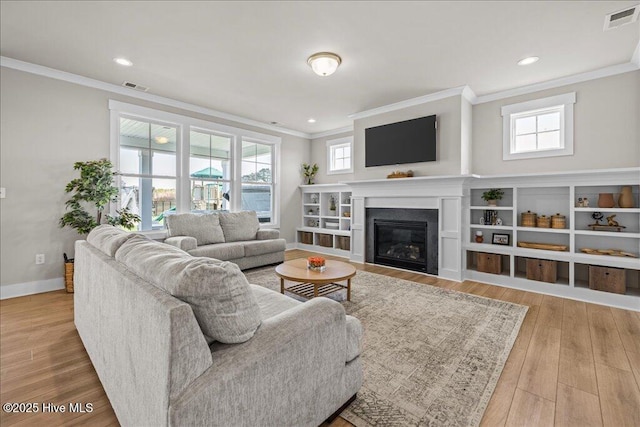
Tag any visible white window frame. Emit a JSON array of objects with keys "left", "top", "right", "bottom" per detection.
[
  {"left": 326, "top": 136, "right": 354, "bottom": 175},
  {"left": 501, "top": 92, "right": 576, "bottom": 161},
  {"left": 109, "top": 100, "right": 281, "bottom": 234}
]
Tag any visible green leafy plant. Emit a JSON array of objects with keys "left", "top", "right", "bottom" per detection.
[
  {"left": 59, "top": 159, "right": 140, "bottom": 234},
  {"left": 481, "top": 188, "right": 505, "bottom": 202},
  {"left": 301, "top": 163, "right": 319, "bottom": 185},
  {"left": 329, "top": 195, "right": 337, "bottom": 211}
]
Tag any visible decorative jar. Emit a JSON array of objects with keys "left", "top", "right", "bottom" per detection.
[{"left": 598, "top": 193, "right": 615, "bottom": 208}]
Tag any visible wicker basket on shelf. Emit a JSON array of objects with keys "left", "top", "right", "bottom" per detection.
[
  {"left": 521, "top": 211, "right": 537, "bottom": 227},
  {"left": 551, "top": 213, "right": 566, "bottom": 229},
  {"left": 64, "top": 253, "right": 74, "bottom": 293},
  {"left": 536, "top": 215, "right": 551, "bottom": 228}
]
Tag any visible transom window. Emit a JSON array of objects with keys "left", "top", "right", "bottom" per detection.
[
  {"left": 327, "top": 136, "right": 353, "bottom": 174},
  {"left": 502, "top": 92, "right": 575, "bottom": 161},
  {"left": 110, "top": 101, "right": 280, "bottom": 233}
]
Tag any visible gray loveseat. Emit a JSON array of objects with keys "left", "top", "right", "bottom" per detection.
[
  {"left": 74, "top": 225, "right": 363, "bottom": 427},
  {"left": 164, "top": 210, "right": 285, "bottom": 270}
]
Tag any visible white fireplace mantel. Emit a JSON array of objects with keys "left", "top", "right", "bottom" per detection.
[{"left": 342, "top": 175, "right": 470, "bottom": 281}]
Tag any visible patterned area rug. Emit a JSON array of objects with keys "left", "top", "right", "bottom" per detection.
[{"left": 243, "top": 267, "right": 527, "bottom": 427}]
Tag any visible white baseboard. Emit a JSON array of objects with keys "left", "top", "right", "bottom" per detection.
[
  {"left": 285, "top": 243, "right": 298, "bottom": 251},
  {"left": 0, "top": 277, "right": 65, "bottom": 300}
]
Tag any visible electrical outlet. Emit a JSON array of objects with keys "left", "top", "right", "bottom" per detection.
[
  {"left": 0, "top": 188, "right": 5, "bottom": 199},
  {"left": 35, "top": 254, "right": 45, "bottom": 265}
]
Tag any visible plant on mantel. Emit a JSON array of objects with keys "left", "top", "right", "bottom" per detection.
[
  {"left": 481, "top": 188, "right": 504, "bottom": 206},
  {"left": 60, "top": 158, "right": 140, "bottom": 234}
]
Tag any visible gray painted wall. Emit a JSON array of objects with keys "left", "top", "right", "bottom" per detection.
[
  {"left": 472, "top": 71, "right": 639, "bottom": 174},
  {"left": 0, "top": 67, "right": 309, "bottom": 287}
]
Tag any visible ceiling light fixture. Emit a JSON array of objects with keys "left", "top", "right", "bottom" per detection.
[
  {"left": 307, "top": 52, "right": 342, "bottom": 76},
  {"left": 517, "top": 56, "right": 539, "bottom": 66},
  {"left": 114, "top": 57, "right": 133, "bottom": 67},
  {"left": 307, "top": 118, "right": 316, "bottom": 123},
  {"left": 154, "top": 136, "right": 169, "bottom": 144}
]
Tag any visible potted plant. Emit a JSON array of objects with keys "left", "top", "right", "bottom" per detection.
[
  {"left": 329, "top": 195, "right": 337, "bottom": 215},
  {"left": 301, "top": 163, "right": 319, "bottom": 185},
  {"left": 481, "top": 188, "right": 504, "bottom": 206},
  {"left": 59, "top": 158, "right": 140, "bottom": 292}
]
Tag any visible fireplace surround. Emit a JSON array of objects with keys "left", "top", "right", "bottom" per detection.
[{"left": 366, "top": 208, "right": 438, "bottom": 275}]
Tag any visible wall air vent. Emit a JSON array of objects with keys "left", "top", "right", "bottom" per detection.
[
  {"left": 122, "top": 81, "right": 149, "bottom": 92},
  {"left": 604, "top": 5, "right": 639, "bottom": 30}
]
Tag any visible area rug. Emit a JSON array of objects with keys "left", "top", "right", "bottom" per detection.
[{"left": 243, "top": 267, "right": 527, "bottom": 427}]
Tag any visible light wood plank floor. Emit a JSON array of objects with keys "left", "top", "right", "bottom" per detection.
[{"left": 1, "top": 249, "right": 639, "bottom": 426}]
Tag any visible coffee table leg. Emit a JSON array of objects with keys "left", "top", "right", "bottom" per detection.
[
  {"left": 280, "top": 278, "right": 284, "bottom": 294},
  {"left": 347, "top": 278, "right": 351, "bottom": 301}
]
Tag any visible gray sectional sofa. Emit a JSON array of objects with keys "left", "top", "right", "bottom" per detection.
[
  {"left": 164, "top": 211, "right": 285, "bottom": 270},
  {"left": 74, "top": 225, "right": 363, "bottom": 427}
]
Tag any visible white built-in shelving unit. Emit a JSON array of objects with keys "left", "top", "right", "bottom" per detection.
[
  {"left": 464, "top": 168, "right": 640, "bottom": 310},
  {"left": 297, "top": 184, "right": 352, "bottom": 256}
]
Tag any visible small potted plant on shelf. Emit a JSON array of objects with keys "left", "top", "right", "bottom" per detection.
[
  {"left": 481, "top": 189, "right": 504, "bottom": 206},
  {"left": 329, "top": 195, "right": 337, "bottom": 215}
]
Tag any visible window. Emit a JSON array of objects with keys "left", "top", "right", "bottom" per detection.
[
  {"left": 190, "top": 130, "right": 232, "bottom": 213},
  {"left": 118, "top": 117, "right": 178, "bottom": 231},
  {"left": 241, "top": 139, "right": 274, "bottom": 223},
  {"left": 327, "top": 136, "right": 353, "bottom": 174},
  {"left": 502, "top": 92, "right": 575, "bottom": 160},
  {"left": 110, "top": 101, "right": 280, "bottom": 232}
]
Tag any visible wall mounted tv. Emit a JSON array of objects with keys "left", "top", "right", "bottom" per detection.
[{"left": 365, "top": 115, "right": 437, "bottom": 167}]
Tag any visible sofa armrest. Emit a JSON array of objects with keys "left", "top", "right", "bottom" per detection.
[
  {"left": 170, "top": 297, "right": 359, "bottom": 426},
  {"left": 256, "top": 229, "right": 280, "bottom": 240},
  {"left": 164, "top": 236, "right": 197, "bottom": 251},
  {"left": 345, "top": 315, "right": 363, "bottom": 362}
]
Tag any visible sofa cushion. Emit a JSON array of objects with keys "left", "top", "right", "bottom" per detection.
[
  {"left": 188, "top": 242, "right": 245, "bottom": 261},
  {"left": 166, "top": 213, "right": 225, "bottom": 246},
  {"left": 249, "top": 284, "right": 300, "bottom": 320},
  {"left": 86, "top": 224, "right": 135, "bottom": 257},
  {"left": 243, "top": 239, "right": 286, "bottom": 257},
  {"left": 115, "top": 235, "right": 261, "bottom": 344},
  {"left": 219, "top": 211, "right": 260, "bottom": 242}
]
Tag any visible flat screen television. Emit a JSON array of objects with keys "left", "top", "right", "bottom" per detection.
[{"left": 365, "top": 115, "right": 437, "bottom": 167}]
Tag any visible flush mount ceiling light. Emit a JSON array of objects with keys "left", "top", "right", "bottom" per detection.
[
  {"left": 113, "top": 57, "right": 133, "bottom": 67},
  {"left": 517, "top": 56, "right": 539, "bottom": 66},
  {"left": 307, "top": 52, "right": 341, "bottom": 76}
]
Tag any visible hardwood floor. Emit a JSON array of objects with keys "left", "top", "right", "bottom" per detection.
[{"left": 1, "top": 249, "right": 639, "bottom": 426}]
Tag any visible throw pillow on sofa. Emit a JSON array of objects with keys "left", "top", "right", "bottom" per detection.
[
  {"left": 115, "top": 235, "right": 261, "bottom": 344},
  {"left": 219, "top": 211, "right": 260, "bottom": 242},
  {"left": 165, "top": 213, "right": 225, "bottom": 246}
]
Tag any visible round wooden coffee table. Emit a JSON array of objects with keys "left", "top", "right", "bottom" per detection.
[{"left": 275, "top": 258, "right": 356, "bottom": 301}]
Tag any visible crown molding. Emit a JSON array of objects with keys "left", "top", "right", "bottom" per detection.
[
  {"left": 474, "top": 61, "right": 639, "bottom": 104},
  {"left": 0, "top": 56, "right": 311, "bottom": 139},
  {"left": 309, "top": 126, "right": 354, "bottom": 140},
  {"left": 348, "top": 85, "right": 471, "bottom": 120}
]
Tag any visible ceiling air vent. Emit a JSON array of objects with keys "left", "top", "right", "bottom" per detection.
[
  {"left": 604, "top": 4, "right": 639, "bottom": 30},
  {"left": 122, "top": 81, "right": 149, "bottom": 92}
]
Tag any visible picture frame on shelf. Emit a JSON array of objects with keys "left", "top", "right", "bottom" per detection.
[{"left": 492, "top": 233, "right": 510, "bottom": 245}]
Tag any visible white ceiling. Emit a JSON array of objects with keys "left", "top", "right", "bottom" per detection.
[{"left": 1, "top": 1, "right": 639, "bottom": 135}]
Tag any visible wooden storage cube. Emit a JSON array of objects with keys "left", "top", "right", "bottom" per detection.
[
  {"left": 316, "top": 233, "right": 333, "bottom": 248},
  {"left": 589, "top": 266, "right": 626, "bottom": 294},
  {"left": 477, "top": 252, "right": 502, "bottom": 274},
  {"left": 526, "top": 258, "right": 557, "bottom": 283},
  {"left": 298, "top": 231, "right": 313, "bottom": 245},
  {"left": 335, "top": 236, "right": 350, "bottom": 251}
]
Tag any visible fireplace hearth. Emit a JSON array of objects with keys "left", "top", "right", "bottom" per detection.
[{"left": 366, "top": 208, "right": 438, "bottom": 275}]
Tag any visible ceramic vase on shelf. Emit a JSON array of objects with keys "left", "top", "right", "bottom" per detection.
[
  {"left": 475, "top": 231, "right": 484, "bottom": 243},
  {"left": 618, "top": 186, "right": 635, "bottom": 208},
  {"left": 597, "top": 193, "right": 615, "bottom": 208}
]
